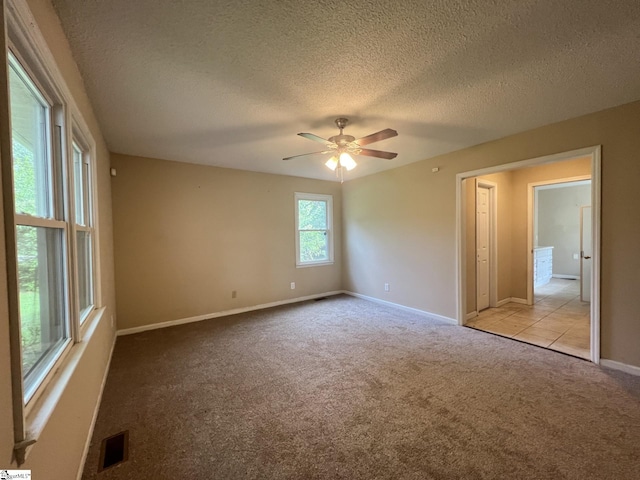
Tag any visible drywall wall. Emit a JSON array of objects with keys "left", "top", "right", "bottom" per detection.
[
  {"left": 537, "top": 184, "right": 591, "bottom": 276},
  {"left": 111, "top": 154, "right": 342, "bottom": 330},
  {"left": 509, "top": 158, "right": 591, "bottom": 299},
  {"left": 1, "top": 0, "right": 117, "bottom": 478},
  {"left": 343, "top": 100, "right": 640, "bottom": 368}
]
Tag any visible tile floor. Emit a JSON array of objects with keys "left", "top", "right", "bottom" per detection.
[{"left": 466, "top": 278, "right": 591, "bottom": 359}]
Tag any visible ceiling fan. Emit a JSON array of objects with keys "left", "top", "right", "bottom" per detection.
[{"left": 283, "top": 118, "right": 398, "bottom": 179}]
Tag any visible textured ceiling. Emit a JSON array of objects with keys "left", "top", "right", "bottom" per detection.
[{"left": 52, "top": 0, "right": 640, "bottom": 181}]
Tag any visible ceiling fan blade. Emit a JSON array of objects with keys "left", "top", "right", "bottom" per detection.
[
  {"left": 283, "top": 151, "right": 332, "bottom": 161},
  {"left": 355, "top": 128, "right": 398, "bottom": 146},
  {"left": 357, "top": 148, "right": 398, "bottom": 160},
  {"left": 298, "top": 132, "right": 335, "bottom": 147}
]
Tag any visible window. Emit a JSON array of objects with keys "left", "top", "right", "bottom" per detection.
[
  {"left": 4, "top": 1, "right": 101, "bottom": 464},
  {"left": 72, "top": 140, "right": 95, "bottom": 321},
  {"left": 295, "top": 193, "right": 333, "bottom": 266},
  {"left": 7, "top": 49, "right": 98, "bottom": 404},
  {"left": 9, "top": 53, "right": 71, "bottom": 401}
]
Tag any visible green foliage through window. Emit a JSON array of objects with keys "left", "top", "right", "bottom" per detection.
[{"left": 297, "top": 197, "right": 331, "bottom": 263}]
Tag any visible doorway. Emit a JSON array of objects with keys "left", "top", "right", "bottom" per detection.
[
  {"left": 456, "top": 146, "right": 601, "bottom": 363},
  {"left": 527, "top": 179, "right": 592, "bottom": 358}
]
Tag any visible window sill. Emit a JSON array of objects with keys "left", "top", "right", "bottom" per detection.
[
  {"left": 15, "top": 307, "right": 107, "bottom": 464},
  {"left": 296, "top": 261, "right": 335, "bottom": 268}
]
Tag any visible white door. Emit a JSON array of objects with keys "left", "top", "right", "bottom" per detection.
[
  {"left": 476, "top": 186, "right": 490, "bottom": 311},
  {"left": 580, "top": 206, "right": 592, "bottom": 302}
]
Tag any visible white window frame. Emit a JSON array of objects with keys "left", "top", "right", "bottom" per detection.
[
  {"left": 294, "top": 192, "right": 334, "bottom": 267},
  {"left": 2, "top": 0, "right": 103, "bottom": 466},
  {"left": 70, "top": 125, "right": 98, "bottom": 324},
  {"left": 8, "top": 49, "right": 73, "bottom": 405}
]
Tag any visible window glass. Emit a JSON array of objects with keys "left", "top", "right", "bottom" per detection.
[
  {"left": 9, "top": 61, "right": 51, "bottom": 218},
  {"left": 10, "top": 54, "right": 71, "bottom": 402},
  {"left": 76, "top": 230, "right": 94, "bottom": 316},
  {"left": 295, "top": 194, "right": 333, "bottom": 266},
  {"left": 73, "top": 143, "right": 85, "bottom": 225},
  {"left": 16, "top": 225, "right": 68, "bottom": 396}
]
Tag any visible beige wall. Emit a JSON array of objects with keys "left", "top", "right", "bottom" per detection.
[
  {"left": 538, "top": 184, "right": 591, "bottom": 276},
  {"left": 1, "top": 1, "right": 116, "bottom": 478},
  {"left": 111, "top": 154, "right": 342, "bottom": 330},
  {"left": 509, "top": 158, "right": 591, "bottom": 299},
  {"left": 343, "top": 100, "right": 640, "bottom": 367}
]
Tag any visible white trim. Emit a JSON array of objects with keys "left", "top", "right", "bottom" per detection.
[
  {"left": 508, "top": 297, "right": 528, "bottom": 305},
  {"left": 20, "top": 308, "right": 106, "bottom": 462},
  {"left": 476, "top": 179, "right": 498, "bottom": 308},
  {"left": 456, "top": 145, "right": 602, "bottom": 366},
  {"left": 495, "top": 297, "right": 528, "bottom": 307},
  {"left": 294, "top": 192, "right": 334, "bottom": 267},
  {"left": 117, "top": 292, "right": 344, "bottom": 336},
  {"left": 552, "top": 274, "right": 579, "bottom": 280},
  {"left": 76, "top": 328, "right": 116, "bottom": 480},
  {"left": 600, "top": 359, "right": 640, "bottom": 377},
  {"left": 465, "top": 311, "right": 478, "bottom": 321},
  {"left": 14, "top": 214, "right": 66, "bottom": 229},
  {"left": 590, "top": 148, "right": 602, "bottom": 364},
  {"left": 344, "top": 291, "right": 458, "bottom": 324},
  {"left": 456, "top": 176, "right": 465, "bottom": 326}
]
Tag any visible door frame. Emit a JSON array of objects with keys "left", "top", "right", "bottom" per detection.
[
  {"left": 455, "top": 145, "right": 601, "bottom": 364},
  {"left": 580, "top": 205, "right": 592, "bottom": 302},
  {"left": 526, "top": 176, "right": 591, "bottom": 305},
  {"left": 476, "top": 179, "right": 498, "bottom": 312}
]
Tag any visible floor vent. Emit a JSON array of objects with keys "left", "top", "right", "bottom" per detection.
[{"left": 98, "top": 430, "right": 129, "bottom": 472}]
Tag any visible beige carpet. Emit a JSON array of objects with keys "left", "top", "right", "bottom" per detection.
[{"left": 82, "top": 295, "right": 640, "bottom": 479}]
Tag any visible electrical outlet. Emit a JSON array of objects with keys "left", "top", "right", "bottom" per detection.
[
  {"left": 291, "top": 282, "right": 296, "bottom": 290},
  {"left": 384, "top": 283, "right": 390, "bottom": 292},
  {"left": 232, "top": 290, "right": 237, "bottom": 298},
  {"left": 111, "top": 315, "right": 114, "bottom": 328}
]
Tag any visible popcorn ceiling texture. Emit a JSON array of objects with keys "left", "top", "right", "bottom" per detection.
[{"left": 52, "top": 0, "right": 640, "bottom": 181}]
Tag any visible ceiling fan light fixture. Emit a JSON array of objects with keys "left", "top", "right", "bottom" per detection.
[
  {"left": 284, "top": 118, "right": 398, "bottom": 179},
  {"left": 339, "top": 152, "right": 357, "bottom": 171},
  {"left": 325, "top": 156, "right": 339, "bottom": 171}
]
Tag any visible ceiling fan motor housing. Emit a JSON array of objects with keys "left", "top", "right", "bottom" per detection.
[{"left": 328, "top": 134, "right": 356, "bottom": 146}]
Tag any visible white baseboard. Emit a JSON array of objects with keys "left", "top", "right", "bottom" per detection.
[
  {"left": 495, "top": 297, "right": 528, "bottom": 307},
  {"left": 600, "top": 359, "right": 640, "bottom": 377},
  {"left": 117, "top": 291, "right": 344, "bottom": 336},
  {"left": 466, "top": 311, "right": 478, "bottom": 321},
  {"left": 76, "top": 322, "right": 117, "bottom": 480},
  {"left": 552, "top": 274, "right": 579, "bottom": 280},
  {"left": 343, "top": 291, "right": 457, "bottom": 325},
  {"left": 509, "top": 297, "right": 529, "bottom": 305}
]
